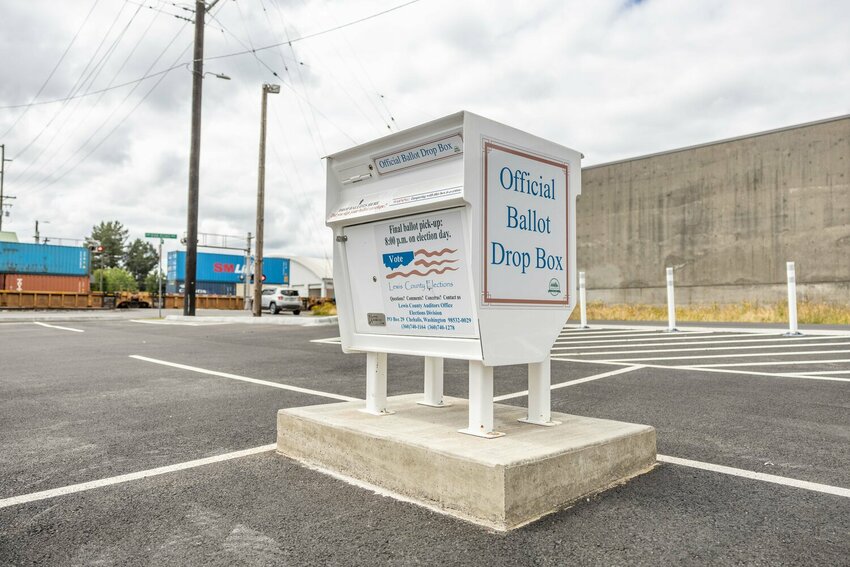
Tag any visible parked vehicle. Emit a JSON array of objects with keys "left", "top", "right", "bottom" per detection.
[{"left": 261, "top": 287, "right": 301, "bottom": 315}]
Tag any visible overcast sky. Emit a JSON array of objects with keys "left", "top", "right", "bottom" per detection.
[{"left": 1, "top": 0, "right": 848, "bottom": 263}]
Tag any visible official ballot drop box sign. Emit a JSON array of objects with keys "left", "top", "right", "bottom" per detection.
[{"left": 327, "top": 111, "right": 581, "bottom": 368}]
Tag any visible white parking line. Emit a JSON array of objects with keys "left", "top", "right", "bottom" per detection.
[
  {"left": 494, "top": 365, "right": 643, "bottom": 401},
  {"left": 2, "top": 418, "right": 846, "bottom": 511},
  {"left": 33, "top": 321, "right": 84, "bottom": 333},
  {"left": 129, "top": 355, "right": 359, "bottom": 402},
  {"left": 310, "top": 337, "right": 343, "bottom": 345},
  {"left": 689, "top": 358, "right": 850, "bottom": 368},
  {"left": 558, "top": 330, "right": 693, "bottom": 339},
  {"left": 559, "top": 329, "right": 651, "bottom": 335},
  {"left": 787, "top": 369, "right": 850, "bottom": 375},
  {"left": 130, "top": 319, "right": 231, "bottom": 326},
  {"left": 2, "top": 358, "right": 846, "bottom": 511},
  {"left": 603, "top": 349, "right": 850, "bottom": 363},
  {"left": 657, "top": 455, "right": 850, "bottom": 499},
  {"left": 553, "top": 341, "right": 850, "bottom": 357},
  {"left": 0, "top": 444, "right": 277, "bottom": 509},
  {"left": 562, "top": 323, "right": 850, "bottom": 336},
  {"left": 553, "top": 334, "right": 845, "bottom": 348},
  {"left": 553, "top": 332, "right": 776, "bottom": 346},
  {"left": 551, "top": 356, "right": 850, "bottom": 383}
]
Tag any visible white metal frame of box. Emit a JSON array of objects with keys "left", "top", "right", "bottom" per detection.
[{"left": 326, "top": 111, "right": 581, "bottom": 437}]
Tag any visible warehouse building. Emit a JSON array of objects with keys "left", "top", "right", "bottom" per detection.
[
  {"left": 288, "top": 256, "right": 333, "bottom": 299},
  {"left": 578, "top": 114, "right": 850, "bottom": 305}
]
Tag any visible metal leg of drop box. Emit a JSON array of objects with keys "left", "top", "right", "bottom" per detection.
[
  {"left": 363, "top": 351, "right": 394, "bottom": 415},
  {"left": 459, "top": 361, "right": 504, "bottom": 438},
  {"left": 520, "top": 355, "right": 561, "bottom": 426},
  {"left": 419, "top": 356, "right": 451, "bottom": 407}
]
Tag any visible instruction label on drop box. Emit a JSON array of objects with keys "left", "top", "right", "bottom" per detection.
[{"left": 344, "top": 208, "right": 476, "bottom": 338}]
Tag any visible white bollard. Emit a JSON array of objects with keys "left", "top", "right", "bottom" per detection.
[
  {"left": 666, "top": 267, "right": 677, "bottom": 332},
  {"left": 785, "top": 261, "right": 802, "bottom": 336},
  {"left": 579, "top": 271, "right": 589, "bottom": 328}
]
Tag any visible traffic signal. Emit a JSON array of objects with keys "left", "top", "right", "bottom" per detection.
[
  {"left": 88, "top": 244, "right": 104, "bottom": 253},
  {"left": 261, "top": 274, "right": 266, "bottom": 282}
]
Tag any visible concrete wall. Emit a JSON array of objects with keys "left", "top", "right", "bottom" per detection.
[{"left": 578, "top": 115, "right": 850, "bottom": 305}]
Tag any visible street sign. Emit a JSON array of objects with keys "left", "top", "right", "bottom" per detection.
[{"left": 145, "top": 232, "right": 177, "bottom": 239}]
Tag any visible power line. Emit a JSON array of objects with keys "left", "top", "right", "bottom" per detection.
[
  {"left": 25, "top": 18, "right": 194, "bottom": 193},
  {"left": 123, "top": 0, "right": 194, "bottom": 22},
  {"left": 26, "top": 0, "right": 229, "bottom": 194},
  {"left": 0, "top": 66, "right": 182, "bottom": 110},
  {"left": 13, "top": 1, "right": 135, "bottom": 161},
  {"left": 312, "top": 0, "right": 398, "bottom": 132},
  {"left": 14, "top": 2, "right": 149, "bottom": 182},
  {"left": 15, "top": 3, "right": 166, "bottom": 186},
  {"left": 206, "top": 1, "right": 358, "bottom": 145},
  {"left": 0, "top": 0, "right": 101, "bottom": 138},
  {"left": 205, "top": 0, "right": 421, "bottom": 63},
  {"left": 0, "top": 0, "right": 422, "bottom": 110}
]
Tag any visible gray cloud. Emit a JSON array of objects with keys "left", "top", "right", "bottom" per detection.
[{"left": 1, "top": 0, "right": 849, "bottom": 262}]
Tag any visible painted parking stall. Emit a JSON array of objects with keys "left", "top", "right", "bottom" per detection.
[
  {"left": 2, "top": 318, "right": 849, "bottom": 563},
  {"left": 552, "top": 325, "right": 850, "bottom": 382}
]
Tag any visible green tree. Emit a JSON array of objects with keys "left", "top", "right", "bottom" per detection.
[
  {"left": 85, "top": 221, "right": 128, "bottom": 269},
  {"left": 125, "top": 238, "right": 159, "bottom": 289},
  {"left": 144, "top": 271, "right": 164, "bottom": 296},
  {"left": 92, "top": 268, "right": 138, "bottom": 292}
]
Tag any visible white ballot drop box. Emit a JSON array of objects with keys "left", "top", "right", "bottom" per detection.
[{"left": 327, "top": 111, "right": 581, "bottom": 437}]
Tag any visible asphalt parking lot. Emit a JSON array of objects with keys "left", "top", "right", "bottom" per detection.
[{"left": 1, "top": 318, "right": 848, "bottom": 565}]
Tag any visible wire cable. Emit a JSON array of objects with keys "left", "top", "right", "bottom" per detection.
[
  {"left": 25, "top": 16, "right": 193, "bottom": 192},
  {"left": 206, "top": 2, "right": 358, "bottom": 145},
  {"left": 205, "top": 0, "right": 421, "bottom": 62},
  {"left": 0, "top": 0, "right": 422, "bottom": 110},
  {"left": 13, "top": 1, "right": 134, "bottom": 161},
  {"left": 26, "top": 0, "right": 229, "bottom": 194},
  {"left": 15, "top": 2, "right": 164, "bottom": 186},
  {"left": 124, "top": 0, "right": 194, "bottom": 22},
  {"left": 0, "top": 0, "right": 101, "bottom": 138}
]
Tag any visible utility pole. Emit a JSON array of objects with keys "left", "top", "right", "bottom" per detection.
[
  {"left": 253, "top": 84, "right": 280, "bottom": 317},
  {"left": 182, "top": 0, "right": 227, "bottom": 316},
  {"left": 0, "top": 145, "right": 14, "bottom": 232},
  {"left": 244, "top": 231, "right": 252, "bottom": 310},
  {"left": 183, "top": 0, "right": 206, "bottom": 316},
  {"left": 158, "top": 238, "right": 164, "bottom": 318}
]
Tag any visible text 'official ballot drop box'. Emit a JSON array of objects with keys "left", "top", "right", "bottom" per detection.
[{"left": 327, "top": 111, "right": 581, "bottom": 437}]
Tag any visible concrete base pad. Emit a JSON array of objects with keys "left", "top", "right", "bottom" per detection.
[{"left": 277, "top": 394, "right": 656, "bottom": 531}]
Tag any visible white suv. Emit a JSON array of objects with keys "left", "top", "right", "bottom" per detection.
[{"left": 261, "top": 288, "right": 301, "bottom": 315}]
